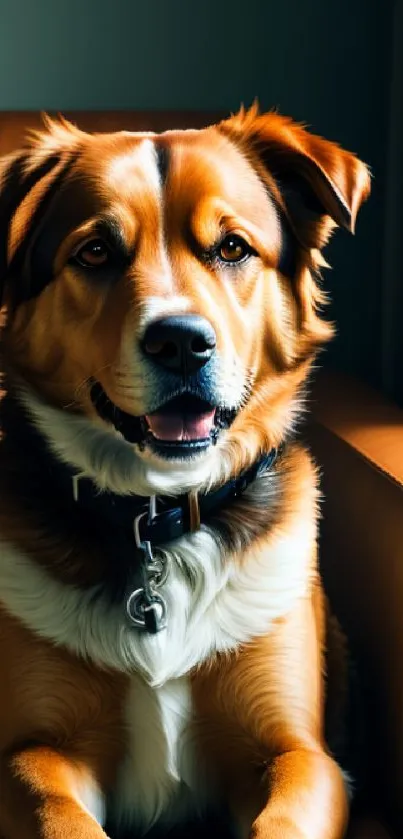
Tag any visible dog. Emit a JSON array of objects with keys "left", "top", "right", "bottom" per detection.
[{"left": 0, "top": 105, "right": 370, "bottom": 839}]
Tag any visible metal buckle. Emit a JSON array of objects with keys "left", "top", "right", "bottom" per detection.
[
  {"left": 71, "top": 471, "right": 90, "bottom": 504},
  {"left": 133, "top": 493, "right": 156, "bottom": 548},
  {"left": 127, "top": 495, "right": 169, "bottom": 634},
  {"left": 133, "top": 510, "right": 150, "bottom": 552}
]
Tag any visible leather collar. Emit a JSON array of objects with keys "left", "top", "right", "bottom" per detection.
[
  {"left": 67, "top": 447, "right": 279, "bottom": 634},
  {"left": 60, "top": 447, "right": 279, "bottom": 548}
]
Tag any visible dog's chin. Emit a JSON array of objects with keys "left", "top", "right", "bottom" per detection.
[{"left": 90, "top": 381, "right": 237, "bottom": 463}]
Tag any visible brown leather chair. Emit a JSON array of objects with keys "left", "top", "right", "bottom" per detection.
[
  {"left": 308, "top": 371, "right": 403, "bottom": 839},
  {"left": 0, "top": 112, "right": 398, "bottom": 838}
]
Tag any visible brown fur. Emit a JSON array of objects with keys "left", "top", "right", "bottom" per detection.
[{"left": 0, "top": 106, "right": 370, "bottom": 839}]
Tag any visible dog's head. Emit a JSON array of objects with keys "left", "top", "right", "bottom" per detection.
[{"left": 0, "top": 106, "right": 370, "bottom": 495}]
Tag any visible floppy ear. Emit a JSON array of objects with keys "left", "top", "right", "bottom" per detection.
[
  {"left": 219, "top": 104, "right": 371, "bottom": 253},
  {"left": 0, "top": 116, "right": 82, "bottom": 310}
]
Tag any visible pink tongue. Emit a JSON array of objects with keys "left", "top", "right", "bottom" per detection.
[{"left": 145, "top": 410, "right": 216, "bottom": 442}]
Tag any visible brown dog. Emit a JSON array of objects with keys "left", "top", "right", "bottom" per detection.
[{"left": 0, "top": 106, "right": 370, "bottom": 839}]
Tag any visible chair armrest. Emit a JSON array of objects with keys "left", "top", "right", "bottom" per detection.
[
  {"left": 307, "top": 372, "right": 403, "bottom": 832},
  {"left": 347, "top": 817, "right": 396, "bottom": 839}
]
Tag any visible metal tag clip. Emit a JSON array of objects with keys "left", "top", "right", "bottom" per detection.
[{"left": 126, "top": 496, "right": 169, "bottom": 634}]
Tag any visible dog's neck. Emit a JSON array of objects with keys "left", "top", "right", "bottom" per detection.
[
  {"left": 1, "top": 384, "right": 280, "bottom": 633},
  {"left": 53, "top": 445, "right": 278, "bottom": 634},
  {"left": 4, "top": 385, "right": 278, "bottom": 544}
]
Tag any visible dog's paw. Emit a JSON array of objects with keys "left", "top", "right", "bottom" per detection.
[
  {"left": 249, "top": 815, "right": 306, "bottom": 839},
  {"left": 41, "top": 799, "right": 110, "bottom": 839}
]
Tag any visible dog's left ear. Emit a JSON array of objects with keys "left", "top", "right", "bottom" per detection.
[{"left": 219, "top": 105, "right": 371, "bottom": 251}]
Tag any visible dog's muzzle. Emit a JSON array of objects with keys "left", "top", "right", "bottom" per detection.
[{"left": 90, "top": 314, "right": 238, "bottom": 458}]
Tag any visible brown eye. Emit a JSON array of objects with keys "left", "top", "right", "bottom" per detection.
[
  {"left": 73, "top": 239, "right": 110, "bottom": 268},
  {"left": 218, "top": 234, "right": 251, "bottom": 264}
]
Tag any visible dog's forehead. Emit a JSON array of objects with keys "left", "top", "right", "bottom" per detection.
[{"left": 78, "top": 127, "right": 268, "bottom": 212}]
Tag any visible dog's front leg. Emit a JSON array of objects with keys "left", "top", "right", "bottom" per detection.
[
  {"left": 0, "top": 745, "right": 108, "bottom": 839},
  {"left": 219, "top": 584, "right": 350, "bottom": 839},
  {"left": 249, "top": 746, "right": 348, "bottom": 839}
]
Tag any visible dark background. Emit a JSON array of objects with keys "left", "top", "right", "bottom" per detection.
[{"left": 0, "top": 0, "right": 394, "bottom": 390}]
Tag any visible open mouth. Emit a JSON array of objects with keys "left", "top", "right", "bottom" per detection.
[{"left": 89, "top": 381, "right": 236, "bottom": 459}]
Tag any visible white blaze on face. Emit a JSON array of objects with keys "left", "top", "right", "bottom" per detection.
[{"left": 106, "top": 138, "right": 162, "bottom": 199}]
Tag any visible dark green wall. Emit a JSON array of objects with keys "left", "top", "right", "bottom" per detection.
[{"left": 0, "top": 0, "right": 393, "bottom": 386}]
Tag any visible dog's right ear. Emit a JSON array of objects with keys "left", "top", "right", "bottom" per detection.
[{"left": 0, "top": 116, "right": 83, "bottom": 310}]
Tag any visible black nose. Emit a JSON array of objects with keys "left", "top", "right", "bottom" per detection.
[{"left": 142, "top": 315, "right": 217, "bottom": 375}]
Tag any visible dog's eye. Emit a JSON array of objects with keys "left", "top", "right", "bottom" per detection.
[
  {"left": 73, "top": 239, "right": 111, "bottom": 269},
  {"left": 218, "top": 235, "right": 251, "bottom": 264}
]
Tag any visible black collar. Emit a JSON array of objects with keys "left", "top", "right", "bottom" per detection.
[{"left": 56, "top": 447, "right": 279, "bottom": 548}]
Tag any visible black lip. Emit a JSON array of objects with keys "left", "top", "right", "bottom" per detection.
[
  {"left": 89, "top": 381, "right": 237, "bottom": 458},
  {"left": 147, "top": 437, "right": 213, "bottom": 459},
  {"left": 89, "top": 380, "right": 144, "bottom": 444}
]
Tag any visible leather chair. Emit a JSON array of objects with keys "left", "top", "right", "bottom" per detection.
[{"left": 308, "top": 371, "right": 403, "bottom": 839}]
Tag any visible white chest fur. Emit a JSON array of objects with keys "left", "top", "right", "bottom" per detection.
[
  {"left": 111, "top": 675, "right": 209, "bottom": 833},
  {"left": 0, "top": 510, "right": 312, "bottom": 686}
]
